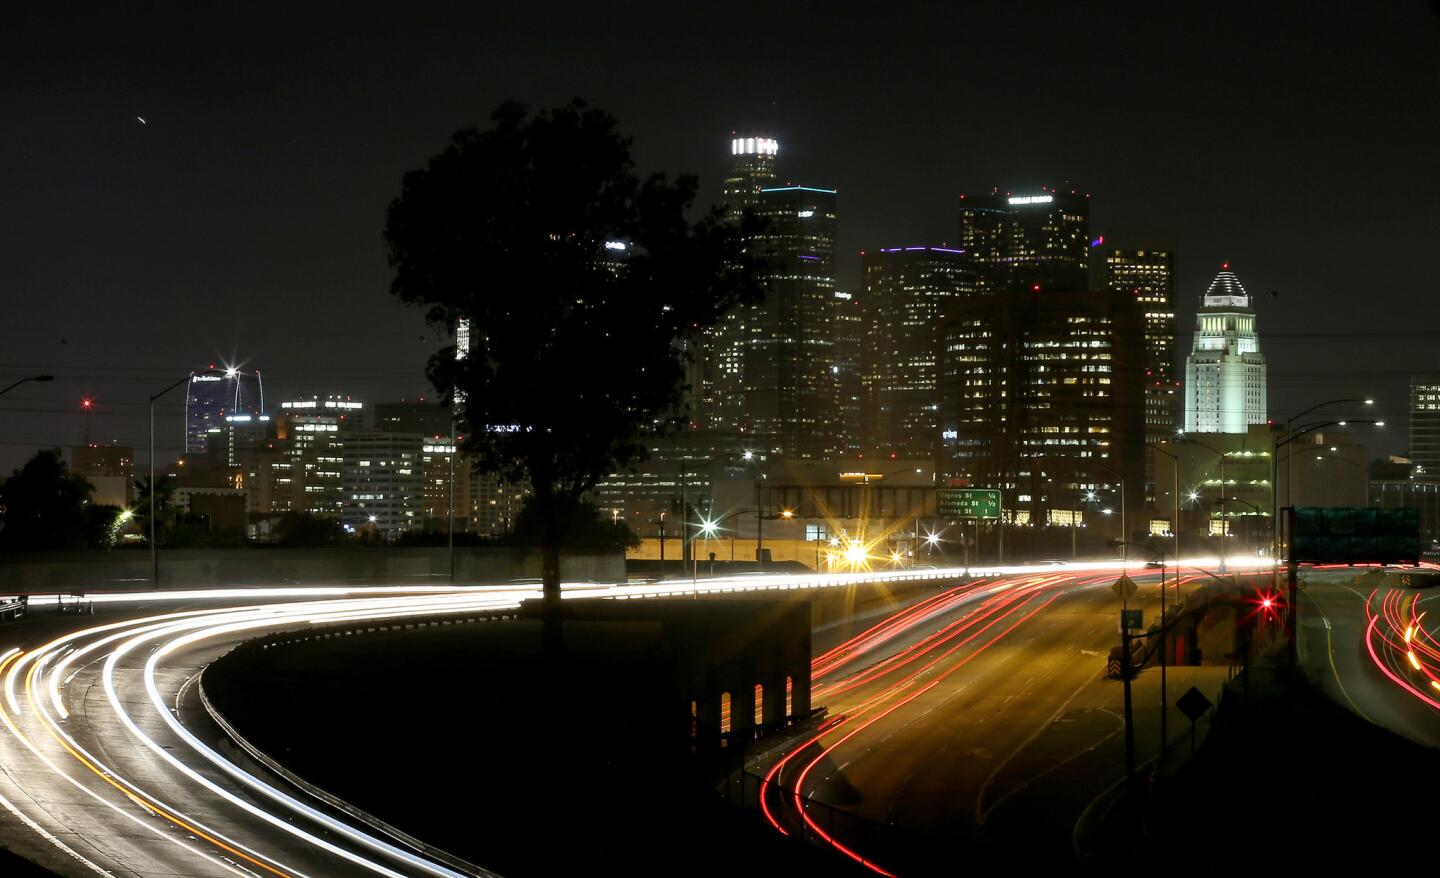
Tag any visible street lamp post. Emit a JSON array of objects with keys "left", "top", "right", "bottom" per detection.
[
  {"left": 149, "top": 371, "right": 216, "bottom": 588},
  {"left": 1273, "top": 414, "right": 1383, "bottom": 663},
  {"left": 1272, "top": 399, "right": 1374, "bottom": 561},
  {"left": 0, "top": 374, "right": 55, "bottom": 397},
  {"left": 1223, "top": 495, "right": 1263, "bottom": 559},
  {"left": 1177, "top": 434, "right": 1227, "bottom": 573},
  {"left": 1148, "top": 442, "right": 1180, "bottom": 760},
  {"left": 447, "top": 421, "right": 457, "bottom": 583}
]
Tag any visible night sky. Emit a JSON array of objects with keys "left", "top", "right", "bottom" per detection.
[{"left": 4, "top": 2, "right": 1438, "bottom": 472}]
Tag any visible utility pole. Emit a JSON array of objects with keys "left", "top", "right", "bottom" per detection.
[{"left": 447, "top": 421, "right": 456, "bottom": 583}]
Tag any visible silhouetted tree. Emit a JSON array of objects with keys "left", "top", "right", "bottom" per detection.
[
  {"left": 132, "top": 473, "right": 176, "bottom": 546},
  {"left": 0, "top": 449, "right": 96, "bottom": 550},
  {"left": 272, "top": 511, "right": 347, "bottom": 548},
  {"left": 384, "top": 100, "right": 764, "bottom": 650}
]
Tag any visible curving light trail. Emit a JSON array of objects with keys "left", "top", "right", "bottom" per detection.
[
  {"left": 752, "top": 569, "right": 1139, "bottom": 875},
  {"left": 1364, "top": 584, "right": 1440, "bottom": 710},
  {"left": 0, "top": 559, "right": 1249, "bottom": 877}
]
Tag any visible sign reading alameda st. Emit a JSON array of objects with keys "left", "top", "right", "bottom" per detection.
[{"left": 937, "top": 488, "right": 1001, "bottom": 520}]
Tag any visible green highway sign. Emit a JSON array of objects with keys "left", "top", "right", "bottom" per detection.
[{"left": 937, "top": 488, "right": 1001, "bottom": 520}]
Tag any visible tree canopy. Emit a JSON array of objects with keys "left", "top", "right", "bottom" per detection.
[
  {"left": 0, "top": 449, "right": 99, "bottom": 550},
  {"left": 384, "top": 100, "right": 764, "bottom": 600}
]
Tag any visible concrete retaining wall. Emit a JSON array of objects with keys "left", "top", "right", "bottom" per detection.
[{"left": 0, "top": 547, "right": 625, "bottom": 592}]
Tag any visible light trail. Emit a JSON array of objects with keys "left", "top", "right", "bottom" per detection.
[{"left": 0, "top": 559, "right": 1249, "bottom": 876}]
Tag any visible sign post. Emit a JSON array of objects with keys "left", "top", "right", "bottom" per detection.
[
  {"left": 939, "top": 489, "right": 1002, "bottom": 566},
  {"left": 937, "top": 488, "right": 1001, "bottom": 520}
]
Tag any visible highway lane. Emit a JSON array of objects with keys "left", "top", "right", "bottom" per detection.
[
  {"left": 1300, "top": 567, "right": 1440, "bottom": 748},
  {"left": 0, "top": 593, "right": 525, "bottom": 878},
  {"left": 756, "top": 567, "right": 1250, "bottom": 874},
  {"left": 0, "top": 559, "right": 1265, "bottom": 877},
  {"left": 0, "top": 565, "right": 1066, "bottom": 877}
]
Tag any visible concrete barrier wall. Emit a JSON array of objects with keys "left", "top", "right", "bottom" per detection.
[{"left": 0, "top": 548, "right": 625, "bottom": 592}]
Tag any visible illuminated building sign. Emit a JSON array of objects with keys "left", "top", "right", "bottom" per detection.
[
  {"left": 1007, "top": 195, "right": 1054, "bottom": 205},
  {"left": 731, "top": 137, "right": 779, "bottom": 156},
  {"left": 191, "top": 375, "right": 222, "bottom": 382}
]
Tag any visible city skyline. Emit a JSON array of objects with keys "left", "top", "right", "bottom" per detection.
[{"left": 4, "top": 3, "right": 1438, "bottom": 472}]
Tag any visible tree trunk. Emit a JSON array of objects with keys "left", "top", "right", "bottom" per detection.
[{"left": 541, "top": 528, "right": 564, "bottom": 666}]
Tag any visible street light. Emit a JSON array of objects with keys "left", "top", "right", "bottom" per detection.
[
  {"left": 1272, "top": 414, "right": 1384, "bottom": 663},
  {"left": 0, "top": 374, "right": 54, "bottom": 397},
  {"left": 1176, "top": 434, "right": 1229, "bottom": 573},
  {"left": 148, "top": 370, "right": 222, "bottom": 587}
]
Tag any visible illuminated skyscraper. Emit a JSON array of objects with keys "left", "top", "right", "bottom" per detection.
[
  {"left": 861, "top": 246, "right": 979, "bottom": 458},
  {"left": 237, "top": 396, "right": 362, "bottom": 518},
  {"left": 184, "top": 368, "right": 264, "bottom": 454},
  {"left": 702, "top": 135, "right": 841, "bottom": 459},
  {"left": 342, "top": 430, "right": 425, "bottom": 538},
  {"left": 958, "top": 189, "right": 1090, "bottom": 292},
  {"left": 1409, "top": 374, "right": 1440, "bottom": 480},
  {"left": 939, "top": 287, "right": 1145, "bottom": 533},
  {"left": 1106, "top": 249, "right": 1178, "bottom": 489},
  {"left": 1183, "top": 265, "right": 1267, "bottom": 434},
  {"left": 831, "top": 290, "right": 864, "bottom": 456},
  {"left": 722, "top": 135, "right": 779, "bottom": 219}
]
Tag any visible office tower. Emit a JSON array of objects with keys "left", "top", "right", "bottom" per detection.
[
  {"left": 374, "top": 400, "right": 453, "bottom": 437},
  {"left": 746, "top": 183, "right": 840, "bottom": 458},
  {"left": 184, "top": 368, "right": 264, "bottom": 454},
  {"left": 722, "top": 135, "right": 779, "bottom": 218},
  {"left": 860, "top": 246, "right": 979, "bottom": 458},
  {"left": 374, "top": 400, "right": 470, "bottom": 531},
  {"left": 342, "top": 430, "right": 425, "bottom": 538},
  {"left": 939, "top": 287, "right": 1145, "bottom": 532},
  {"left": 1106, "top": 248, "right": 1178, "bottom": 491},
  {"left": 1183, "top": 265, "right": 1267, "bottom": 433},
  {"left": 958, "top": 188, "right": 1090, "bottom": 292},
  {"left": 1411, "top": 375, "right": 1440, "bottom": 480},
  {"left": 703, "top": 134, "right": 841, "bottom": 459},
  {"left": 69, "top": 443, "right": 134, "bottom": 508},
  {"left": 831, "top": 290, "right": 865, "bottom": 456},
  {"left": 237, "top": 396, "right": 363, "bottom": 517}
]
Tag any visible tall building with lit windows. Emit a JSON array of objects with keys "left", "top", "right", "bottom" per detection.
[
  {"left": 342, "top": 430, "right": 425, "bottom": 538},
  {"left": 831, "top": 290, "right": 865, "bottom": 455},
  {"left": 938, "top": 287, "right": 1144, "bottom": 534},
  {"left": 184, "top": 368, "right": 264, "bottom": 454},
  {"left": 703, "top": 136, "right": 780, "bottom": 429},
  {"left": 1106, "top": 249, "right": 1177, "bottom": 490},
  {"left": 958, "top": 189, "right": 1090, "bottom": 292},
  {"left": 1183, "top": 265, "right": 1267, "bottom": 434},
  {"left": 236, "top": 396, "right": 362, "bottom": 519},
  {"left": 1410, "top": 374, "right": 1440, "bottom": 480},
  {"left": 860, "top": 246, "right": 979, "bottom": 458},
  {"left": 702, "top": 134, "right": 841, "bottom": 459}
]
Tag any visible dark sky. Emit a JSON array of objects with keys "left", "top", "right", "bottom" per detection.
[{"left": 4, "top": 1, "right": 1438, "bottom": 472}]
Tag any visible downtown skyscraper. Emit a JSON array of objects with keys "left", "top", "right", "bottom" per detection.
[
  {"left": 860, "top": 246, "right": 979, "bottom": 458},
  {"left": 701, "top": 135, "right": 840, "bottom": 459},
  {"left": 1106, "top": 248, "right": 1177, "bottom": 492},
  {"left": 958, "top": 188, "right": 1091, "bottom": 292},
  {"left": 1183, "top": 265, "right": 1267, "bottom": 433}
]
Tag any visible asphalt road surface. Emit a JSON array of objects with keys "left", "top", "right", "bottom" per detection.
[
  {"left": 0, "top": 564, "right": 1038, "bottom": 877},
  {"left": 1299, "top": 566, "right": 1440, "bottom": 749},
  {"left": 754, "top": 568, "right": 1246, "bottom": 875}
]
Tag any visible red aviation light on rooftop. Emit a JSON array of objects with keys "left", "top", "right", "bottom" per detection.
[
  {"left": 81, "top": 397, "right": 93, "bottom": 409},
  {"left": 1032, "top": 284, "right": 1042, "bottom": 292},
  {"left": 1222, "top": 262, "right": 1230, "bottom": 270}
]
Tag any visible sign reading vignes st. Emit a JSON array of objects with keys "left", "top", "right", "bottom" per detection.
[{"left": 937, "top": 488, "right": 1001, "bottom": 520}]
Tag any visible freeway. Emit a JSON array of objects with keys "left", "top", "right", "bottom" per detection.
[
  {"left": 753, "top": 565, "right": 1261, "bottom": 875},
  {"left": 1299, "top": 565, "right": 1440, "bottom": 748},
  {"left": 0, "top": 559, "right": 1266, "bottom": 877}
]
